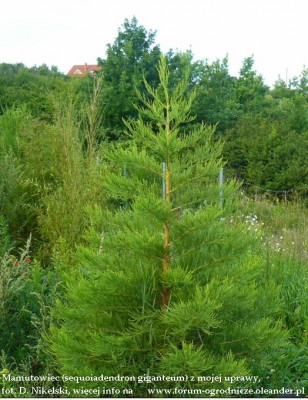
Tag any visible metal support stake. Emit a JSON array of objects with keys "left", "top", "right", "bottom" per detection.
[{"left": 219, "top": 167, "right": 224, "bottom": 208}]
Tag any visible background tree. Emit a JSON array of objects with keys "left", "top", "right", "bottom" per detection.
[
  {"left": 0, "top": 63, "right": 66, "bottom": 121},
  {"left": 98, "top": 17, "right": 162, "bottom": 140},
  {"left": 235, "top": 56, "right": 269, "bottom": 112},
  {"left": 223, "top": 65, "right": 308, "bottom": 194},
  {"left": 192, "top": 56, "right": 240, "bottom": 133}
]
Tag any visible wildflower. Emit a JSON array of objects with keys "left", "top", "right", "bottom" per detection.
[
  {"left": 26, "top": 257, "right": 31, "bottom": 263},
  {"left": 14, "top": 260, "right": 19, "bottom": 267}
]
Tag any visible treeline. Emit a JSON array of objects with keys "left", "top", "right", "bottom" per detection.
[
  {"left": 0, "top": 17, "right": 307, "bottom": 398},
  {"left": 1, "top": 17, "right": 307, "bottom": 195}
]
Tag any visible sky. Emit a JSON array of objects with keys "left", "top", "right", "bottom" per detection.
[{"left": 0, "top": 0, "right": 307, "bottom": 86}]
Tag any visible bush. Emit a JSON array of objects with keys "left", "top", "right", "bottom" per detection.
[{"left": 0, "top": 238, "right": 59, "bottom": 373}]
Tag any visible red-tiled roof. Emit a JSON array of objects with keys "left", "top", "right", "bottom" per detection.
[{"left": 67, "top": 64, "right": 102, "bottom": 77}]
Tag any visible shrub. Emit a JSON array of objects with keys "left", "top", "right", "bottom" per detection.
[{"left": 0, "top": 238, "right": 59, "bottom": 373}]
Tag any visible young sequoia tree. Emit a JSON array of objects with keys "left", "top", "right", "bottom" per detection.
[{"left": 50, "top": 57, "right": 288, "bottom": 396}]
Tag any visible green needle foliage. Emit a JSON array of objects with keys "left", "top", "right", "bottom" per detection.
[{"left": 50, "top": 57, "right": 289, "bottom": 396}]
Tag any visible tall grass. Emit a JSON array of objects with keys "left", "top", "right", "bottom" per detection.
[
  {"left": 235, "top": 194, "right": 307, "bottom": 389},
  {"left": 239, "top": 194, "right": 307, "bottom": 262}
]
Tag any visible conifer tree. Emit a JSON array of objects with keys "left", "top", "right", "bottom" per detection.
[{"left": 50, "top": 57, "right": 288, "bottom": 396}]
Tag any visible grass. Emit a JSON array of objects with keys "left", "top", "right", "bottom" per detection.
[
  {"left": 239, "top": 194, "right": 308, "bottom": 262},
  {"left": 235, "top": 194, "right": 308, "bottom": 390}
]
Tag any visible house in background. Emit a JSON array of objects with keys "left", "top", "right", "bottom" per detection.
[{"left": 67, "top": 63, "right": 102, "bottom": 77}]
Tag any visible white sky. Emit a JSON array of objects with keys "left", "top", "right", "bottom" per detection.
[{"left": 0, "top": 0, "right": 307, "bottom": 86}]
